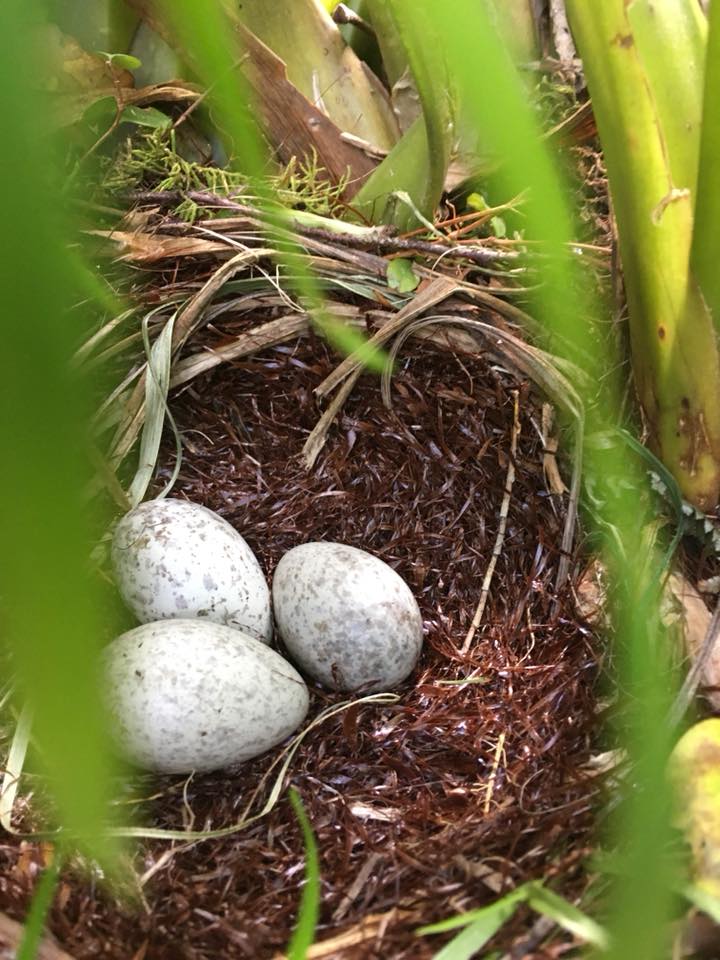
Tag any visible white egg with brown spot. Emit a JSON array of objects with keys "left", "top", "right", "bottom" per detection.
[
  {"left": 272, "top": 542, "right": 423, "bottom": 692},
  {"left": 102, "top": 619, "right": 309, "bottom": 773},
  {"left": 112, "top": 498, "right": 272, "bottom": 643}
]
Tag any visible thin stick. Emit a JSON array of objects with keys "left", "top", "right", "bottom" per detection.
[
  {"left": 484, "top": 733, "right": 506, "bottom": 815},
  {"left": 462, "top": 391, "right": 521, "bottom": 654}
]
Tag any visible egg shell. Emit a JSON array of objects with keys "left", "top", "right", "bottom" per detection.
[
  {"left": 272, "top": 542, "right": 423, "bottom": 692},
  {"left": 102, "top": 619, "right": 309, "bottom": 774},
  {"left": 112, "top": 498, "right": 272, "bottom": 643}
]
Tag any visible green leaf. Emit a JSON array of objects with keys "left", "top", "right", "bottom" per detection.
[
  {"left": 419, "top": 887, "right": 528, "bottom": 936},
  {"left": 97, "top": 51, "right": 142, "bottom": 70},
  {"left": 466, "top": 192, "right": 489, "bottom": 212},
  {"left": 286, "top": 787, "right": 320, "bottom": 960},
  {"left": 490, "top": 216, "right": 506, "bottom": 238},
  {"left": 121, "top": 105, "right": 172, "bottom": 130},
  {"left": 419, "top": 888, "right": 527, "bottom": 960},
  {"left": 387, "top": 257, "right": 420, "bottom": 293},
  {"left": 82, "top": 95, "right": 117, "bottom": 126},
  {"left": 526, "top": 882, "right": 610, "bottom": 950},
  {"left": 0, "top": 0, "right": 121, "bottom": 868}
]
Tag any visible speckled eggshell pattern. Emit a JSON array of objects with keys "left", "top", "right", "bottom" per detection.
[
  {"left": 112, "top": 498, "right": 272, "bottom": 643},
  {"left": 272, "top": 542, "right": 423, "bottom": 692},
  {"left": 102, "top": 619, "right": 309, "bottom": 774}
]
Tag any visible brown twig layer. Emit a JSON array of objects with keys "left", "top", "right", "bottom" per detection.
[{"left": 0, "top": 319, "right": 601, "bottom": 959}]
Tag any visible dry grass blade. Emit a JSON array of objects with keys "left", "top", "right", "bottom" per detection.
[
  {"left": 87, "top": 230, "right": 231, "bottom": 263},
  {"left": 107, "top": 693, "right": 398, "bottom": 842},
  {"left": 0, "top": 703, "right": 33, "bottom": 835},
  {"left": 72, "top": 309, "right": 136, "bottom": 367},
  {"left": 127, "top": 313, "right": 177, "bottom": 507},
  {"left": 462, "top": 392, "right": 521, "bottom": 654},
  {"left": 172, "top": 314, "right": 311, "bottom": 388},
  {"left": 303, "top": 368, "right": 363, "bottom": 469},
  {"left": 173, "top": 248, "right": 279, "bottom": 351},
  {"left": 314, "top": 276, "right": 459, "bottom": 399},
  {"left": 274, "top": 909, "right": 415, "bottom": 959},
  {"left": 109, "top": 249, "right": 275, "bottom": 475}
]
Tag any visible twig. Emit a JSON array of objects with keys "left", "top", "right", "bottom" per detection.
[
  {"left": 129, "top": 190, "right": 517, "bottom": 265},
  {"left": 668, "top": 596, "right": 720, "bottom": 728},
  {"left": 553, "top": 415, "right": 584, "bottom": 604},
  {"left": 462, "top": 391, "right": 521, "bottom": 654},
  {"left": 332, "top": 3, "right": 376, "bottom": 36},
  {"left": 484, "top": 733, "right": 506, "bottom": 815}
]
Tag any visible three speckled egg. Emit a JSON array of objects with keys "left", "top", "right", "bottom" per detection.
[{"left": 105, "top": 497, "right": 424, "bottom": 774}]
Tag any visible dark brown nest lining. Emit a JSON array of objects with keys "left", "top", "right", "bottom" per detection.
[{"left": 0, "top": 314, "right": 604, "bottom": 959}]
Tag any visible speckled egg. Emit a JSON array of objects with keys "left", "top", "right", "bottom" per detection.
[
  {"left": 112, "top": 498, "right": 272, "bottom": 643},
  {"left": 272, "top": 542, "right": 423, "bottom": 692},
  {"left": 102, "top": 619, "right": 309, "bottom": 773}
]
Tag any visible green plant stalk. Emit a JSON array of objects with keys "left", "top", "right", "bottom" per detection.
[
  {"left": 231, "top": 0, "right": 400, "bottom": 151},
  {"left": 566, "top": 0, "right": 720, "bottom": 510},
  {"left": 353, "top": 0, "right": 456, "bottom": 229},
  {"left": 363, "top": 0, "right": 408, "bottom": 86},
  {"left": 352, "top": 116, "right": 434, "bottom": 229},
  {"left": 691, "top": 0, "right": 720, "bottom": 329},
  {"left": 487, "top": 0, "right": 539, "bottom": 62}
]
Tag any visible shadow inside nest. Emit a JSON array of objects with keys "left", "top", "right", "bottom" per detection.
[{"left": 14, "top": 329, "right": 603, "bottom": 959}]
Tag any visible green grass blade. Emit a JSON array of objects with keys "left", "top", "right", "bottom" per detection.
[
  {"left": 525, "top": 883, "right": 609, "bottom": 950},
  {"left": 422, "top": 889, "right": 526, "bottom": 960},
  {"left": 286, "top": 787, "right": 321, "bottom": 960},
  {"left": 418, "top": 887, "right": 528, "bottom": 937},
  {"left": 16, "top": 853, "right": 61, "bottom": 960},
  {"left": 0, "top": 0, "right": 119, "bottom": 865},
  {"left": 393, "top": 3, "right": 677, "bottom": 959}
]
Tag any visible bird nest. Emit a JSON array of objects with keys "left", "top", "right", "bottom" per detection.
[{"left": 0, "top": 191, "right": 609, "bottom": 959}]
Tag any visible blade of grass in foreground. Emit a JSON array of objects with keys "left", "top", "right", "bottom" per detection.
[
  {"left": 387, "top": 1, "right": 677, "bottom": 955},
  {"left": 286, "top": 787, "right": 320, "bottom": 960},
  {"left": 0, "top": 0, "right": 120, "bottom": 863}
]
